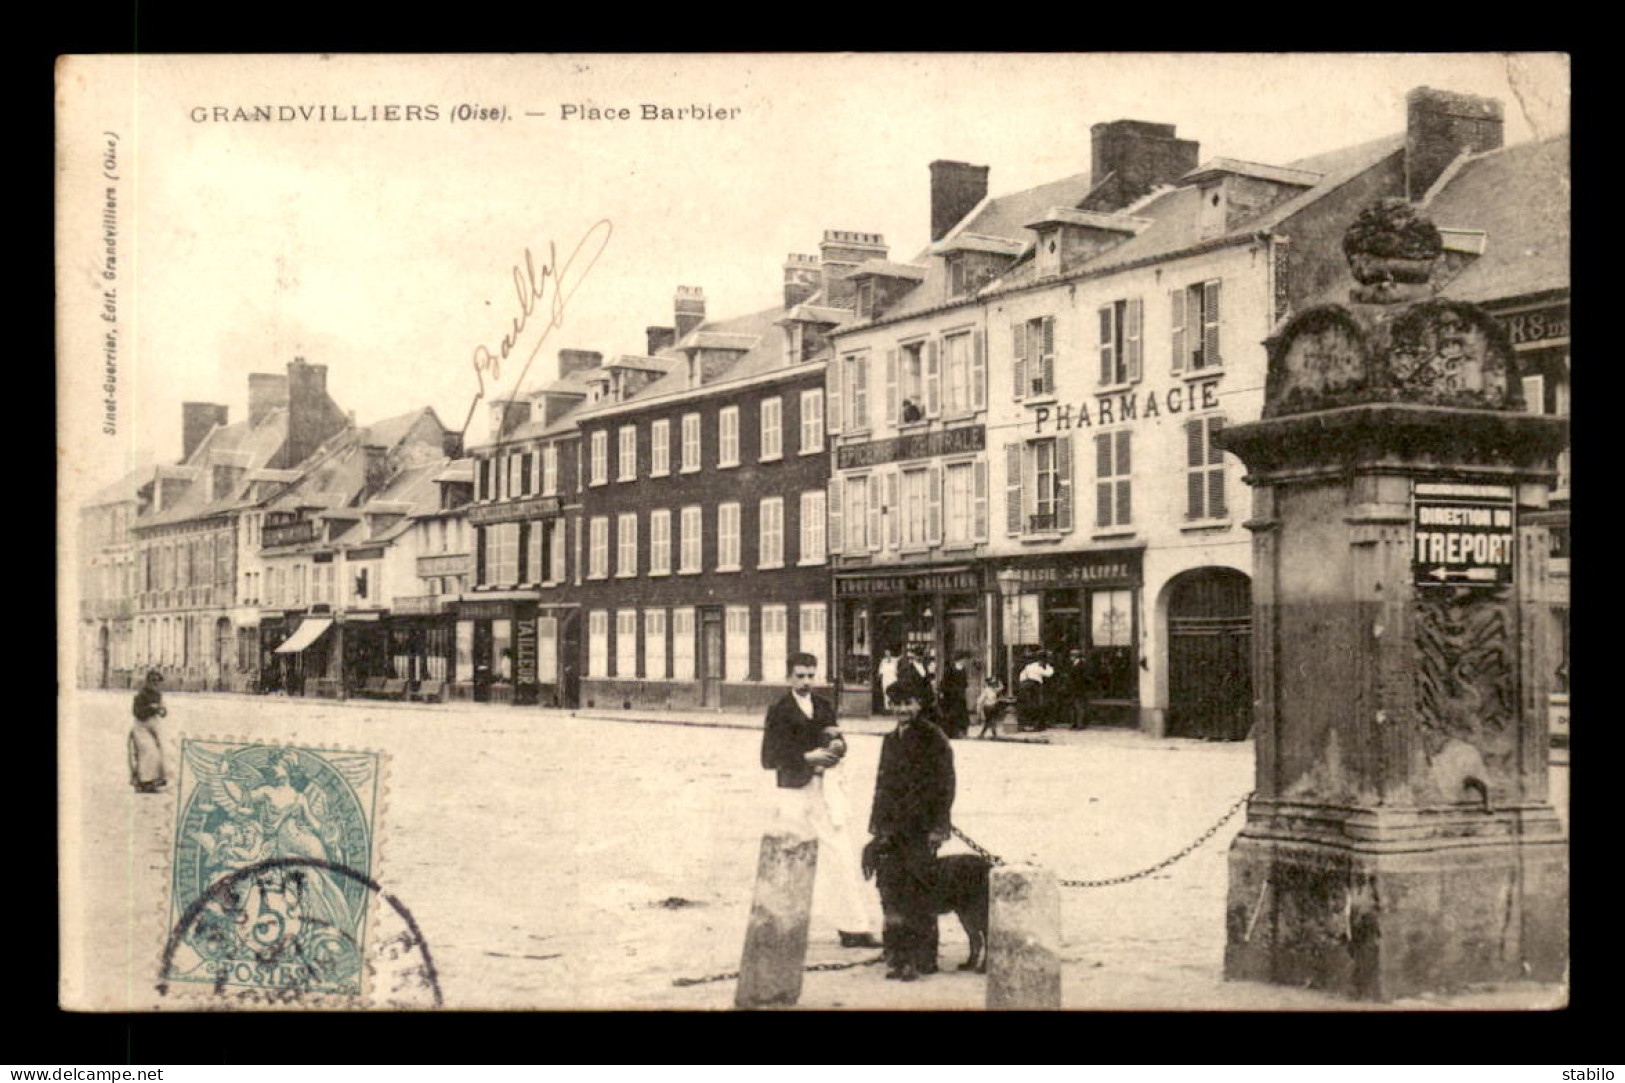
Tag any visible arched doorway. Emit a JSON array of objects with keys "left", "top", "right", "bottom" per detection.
[{"left": 1166, "top": 567, "right": 1252, "bottom": 740}]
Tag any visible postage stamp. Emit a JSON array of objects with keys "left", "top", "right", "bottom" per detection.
[{"left": 160, "top": 739, "right": 394, "bottom": 1002}]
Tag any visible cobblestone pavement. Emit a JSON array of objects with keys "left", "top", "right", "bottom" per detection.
[{"left": 61, "top": 691, "right": 1568, "bottom": 1011}]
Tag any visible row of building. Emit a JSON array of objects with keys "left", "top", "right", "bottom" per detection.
[{"left": 76, "top": 86, "right": 1570, "bottom": 738}]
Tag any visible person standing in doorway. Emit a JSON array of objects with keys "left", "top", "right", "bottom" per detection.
[
  {"left": 1065, "top": 647, "right": 1093, "bottom": 730},
  {"left": 129, "top": 669, "right": 168, "bottom": 794},
  {"left": 875, "top": 647, "right": 900, "bottom": 715},
  {"left": 759, "top": 652, "right": 882, "bottom": 950},
  {"left": 939, "top": 652, "right": 971, "bottom": 739}
]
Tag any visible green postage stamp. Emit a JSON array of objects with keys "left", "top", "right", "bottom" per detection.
[{"left": 161, "top": 739, "right": 401, "bottom": 1002}]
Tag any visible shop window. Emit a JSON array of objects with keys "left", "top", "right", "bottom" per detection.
[
  {"left": 493, "top": 619, "right": 513, "bottom": 682},
  {"left": 1185, "top": 416, "right": 1228, "bottom": 521},
  {"left": 536, "top": 617, "right": 558, "bottom": 683}
]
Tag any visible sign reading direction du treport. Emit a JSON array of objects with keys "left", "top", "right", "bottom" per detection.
[{"left": 1412, "top": 482, "right": 1516, "bottom": 588}]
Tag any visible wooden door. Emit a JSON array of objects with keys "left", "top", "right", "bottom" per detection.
[
  {"left": 700, "top": 610, "right": 724, "bottom": 707},
  {"left": 1166, "top": 568, "right": 1252, "bottom": 740}
]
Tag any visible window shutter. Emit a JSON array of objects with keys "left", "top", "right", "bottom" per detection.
[
  {"left": 972, "top": 459, "right": 989, "bottom": 541},
  {"left": 971, "top": 330, "right": 986, "bottom": 412},
  {"left": 1095, "top": 433, "right": 1113, "bottom": 528},
  {"left": 1041, "top": 317, "right": 1056, "bottom": 394},
  {"left": 1126, "top": 298, "right": 1143, "bottom": 383},
  {"left": 886, "top": 349, "right": 899, "bottom": 425},
  {"left": 1098, "top": 305, "right": 1115, "bottom": 386},
  {"left": 475, "top": 525, "right": 487, "bottom": 583},
  {"left": 1005, "top": 442, "right": 1023, "bottom": 535},
  {"left": 1203, "top": 280, "right": 1222, "bottom": 367},
  {"left": 925, "top": 339, "right": 942, "bottom": 417},
  {"left": 1171, "top": 287, "right": 1187, "bottom": 374},
  {"left": 853, "top": 356, "right": 868, "bottom": 423},
  {"left": 828, "top": 478, "right": 843, "bottom": 554},
  {"left": 885, "top": 470, "right": 900, "bottom": 548},
  {"left": 1186, "top": 419, "right": 1205, "bottom": 519},
  {"left": 1022, "top": 441, "right": 1038, "bottom": 528},
  {"left": 927, "top": 464, "right": 943, "bottom": 545},
  {"left": 867, "top": 476, "right": 882, "bottom": 551},
  {"left": 1056, "top": 433, "right": 1074, "bottom": 533},
  {"left": 829, "top": 362, "right": 845, "bottom": 434},
  {"left": 1208, "top": 417, "right": 1227, "bottom": 519},
  {"left": 521, "top": 451, "right": 533, "bottom": 495},
  {"left": 1116, "top": 432, "right": 1133, "bottom": 526},
  {"left": 1012, "top": 323, "right": 1027, "bottom": 401}
]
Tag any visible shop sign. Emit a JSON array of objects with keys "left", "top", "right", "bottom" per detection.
[
  {"left": 1413, "top": 482, "right": 1515, "bottom": 588},
  {"left": 469, "top": 495, "right": 563, "bottom": 525},
  {"left": 516, "top": 618, "right": 538, "bottom": 685},
  {"left": 457, "top": 599, "right": 521, "bottom": 620},
  {"left": 263, "top": 519, "right": 317, "bottom": 548},
  {"left": 836, "top": 568, "right": 982, "bottom": 596},
  {"left": 392, "top": 595, "right": 447, "bottom": 616},
  {"left": 837, "top": 425, "right": 985, "bottom": 470},
  {"left": 1495, "top": 302, "right": 1569, "bottom": 348},
  {"left": 997, "top": 556, "right": 1139, "bottom": 588},
  {"left": 1031, "top": 379, "right": 1221, "bottom": 435},
  {"left": 418, "top": 553, "right": 472, "bottom": 577}
]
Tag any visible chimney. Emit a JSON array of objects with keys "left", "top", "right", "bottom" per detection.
[
  {"left": 645, "top": 326, "right": 676, "bottom": 355},
  {"left": 1406, "top": 87, "right": 1504, "bottom": 202},
  {"left": 283, "top": 357, "right": 349, "bottom": 469},
  {"left": 181, "top": 402, "right": 228, "bottom": 462},
  {"left": 929, "top": 161, "right": 990, "bottom": 242},
  {"left": 247, "top": 373, "right": 289, "bottom": 425},
  {"left": 1087, "top": 120, "right": 1200, "bottom": 211},
  {"left": 361, "top": 444, "right": 391, "bottom": 496},
  {"left": 818, "top": 231, "right": 889, "bottom": 308},
  {"left": 558, "top": 348, "right": 603, "bottom": 376},
  {"left": 488, "top": 399, "right": 532, "bottom": 443},
  {"left": 674, "top": 287, "right": 706, "bottom": 341},
  {"left": 784, "top": 253, "right": 822, "bottom": 309},
  {"left": 441, "top": 431, "right": 465, "bottom": 459}
]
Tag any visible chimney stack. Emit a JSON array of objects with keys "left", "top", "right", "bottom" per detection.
[
  {"left": 1406, "top": 87, "right": 1504, "bottom": 202},
  {"left": 181, "top": 402, "right": 229, "bottom": 462},
  {"left": 818, "top": 231, "right": 889, "bottom": 308},
  {"left": 784, "top": 253, "right": 822, "bottom": 309},
  {"left": 559, "top": 348, "right": 604, "bottom": 376},
  {"left": 929, "top": 161, "right": 990, "bottom": 242},
  {"left": 645, "top": 326, "right": 676, "bottom": 355},
  {"left": 362, "top": 444, "right": 391, "bottom": 496},
  {"left": 442, "top": 431, "right": 465, "bottom": 459},
  {"left": 1087, "top": 120, "right": 1200, "bottom": 212},
  {"left": 674, "top": 287, "right": 706, "bottom": 342},
  {"left": 283, "top": 357, "right": 350, "bottom": 469},
  {"left": 247, "top": 373, "right": 289, "bottom": 425}
]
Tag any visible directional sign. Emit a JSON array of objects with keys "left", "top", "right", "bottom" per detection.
[{"left": 1413, "top": 483, "right": 1516, "bottom": 589}]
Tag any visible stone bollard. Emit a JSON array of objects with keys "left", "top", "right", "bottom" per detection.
[
  {"left": 735, "top": 831, "right": 818, "bottom": 1009},
  {"left": 986, "top": 863, "right": 1062, "bottom": 1010}
]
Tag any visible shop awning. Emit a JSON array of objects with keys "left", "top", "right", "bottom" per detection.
[{"left": 274, "top": 618, "right": 334, "bottom": 654}]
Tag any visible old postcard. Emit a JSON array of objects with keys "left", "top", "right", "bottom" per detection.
[{"left": 57, "top": 52, "right": 1570, "bottom": 1011}]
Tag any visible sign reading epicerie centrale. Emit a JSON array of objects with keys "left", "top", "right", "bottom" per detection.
[{"left": 1030, "top": 378, "right": 1222, "bottom": 434}]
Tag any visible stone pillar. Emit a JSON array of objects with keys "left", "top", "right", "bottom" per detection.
[
  {"left": 1218, "top": 200, "right": 1568, "bottom": 1001},
  {"left": 986, "top": 864, "right": 1062, "bottom": 1010},
  {"left": 735, "top": 831, "right": 818, "bottom": 1009}
]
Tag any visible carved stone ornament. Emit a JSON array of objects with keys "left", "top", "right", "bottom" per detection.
[{"left": 1342, "top": 198, "right": 1443, "bottom": 301}]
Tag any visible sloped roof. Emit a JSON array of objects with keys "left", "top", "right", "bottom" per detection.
[
  {"left": 1428, "top": 133, "right": 1569, "bottom": 304},
  {"left": 83, "top": 464, "right": 152, "bottom": 508},
  {"left": 361, "top": 461, "right": 445, "bottom": 543},
  {"left": 576, "top": 304, "right": 788, "bottom": 416},
  {"left": 265, "top": 407, "right": 438, "bottom": 513},
  {"left": 138, "top": 408, "right": 293, "bottom": 527}
]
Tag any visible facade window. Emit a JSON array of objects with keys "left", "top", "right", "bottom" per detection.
[
  {"left": 618, "top": 425, "right": 637, "bottom": 482},
  {"left": 680, "top": 506, "right": 702, "bottom": 573},
  {"left": 549, "top": 520, "right": 567, "bottom": 583},
  {"left": 944, "top": 461, "right": 985, "bottom": 545},
  {"left": 1092, "top": 590, "right": 1134, "bottom": 647},
  {"left": 510, "top": 453, "right": 524, "bottom": 497},
  {"left": 843, "top": 354, "right": 869, "bottom": 431},
  {"left": 1098, "top": 298, "right": 1144, "bottom": 386},
  {"left": 718, "top": 406, "right": 740, "bottom": 467},
  {"left": 589, "top": 516, "right": 609, "bottom": 579},
  {"left": 760, "top": 397, "right": 783, "bottom": 461},
  {"left": 650, "top": 510, "right": 672, "bottom": 575},
  {"left": 758, "top": 497, "right": 784, "bottom": 569},
  {"left": 718, "top": 502, "right": 742, "bottom": 571},
  {"left": 761, "top": 605, "right": 788, "bottom": 682},
  {"left": 894, "top": 341, "right": 932, "bottom": 423},
  {"left": 543, "top": 443, "right": 559, "bottom": 495},
  {"left": 1172, "top": 279, "right": 1222, "bottom": 372},
  {"left": 1014, "top": 316, "right": 1056, "bottom": 399},
  {"left": 671, "top": 608, "right": 696, "bottom": 680},
  {"left": 800, "top": 389, "right": 824, "bottom": 454},
  {"left": 798, "top": 604, "right": 827, "bottom": 672},
  {"left": 588, "top": 610, "right": 609, "bottom": 678},
  {"left": 617, "top": 512, "right": 638, "bottom": 577},
  {"left": 644, "top": 608, "right": 667, "bottom": 680},
  {"left": 651, "top": 419, "right": 671, "bottom": 476},
  {"left": 902, "top": 468, "right": 929, "bottom": 548},
  {"left": 725, "top": 606, "right": 751, "bottom": 682},
  {"left": 615, "top": 609, "right": 637, "bottom": 677},
  {"left": 291, "top": 564, "right": 305, "bottom": 606},
  {"left": 942, "top": 331, "right": 981, "bottom": 415},
  {"left": 681, "top": 413, "right": 701, "bottom": 472},
  {"left": 1005, "top": 437, "right": 1074, "bottom": 535},
  {"left": 845, "top": 475, "right": 869, "bottom": 551},
  {"left": 490, "top": 522, "right": 520, "bottom": 585},
  {"left": 478, "top": 458, "right": 491, "bottom": 501},
  {"left": 590, "top": 430, "right": 608, "bottom": 485},
  {"left": 527, "top": 520, "right": 543, "bottom": 582},
  {"left": 1185, "top": 416, "right": 1228, "bottom": 520},
  {"left": 1095, "top": 430, "right": 1133, "bottom": 529},
  {"left": 799, "top": 490, "right": 826, "bottom": 565}
]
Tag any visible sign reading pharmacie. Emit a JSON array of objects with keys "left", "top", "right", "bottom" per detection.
[
  {"left": 1413, "top": 482, "right": 1515, "bottom": 589},
  {"left": 837, "top": 424, "right": 985, "bottom": 470},
  {"left": 1030, "top": 377, "right": 1222, "bottom": 434},
  {"left": 468, "top": 495, "right": 563, "bottom": 525}
]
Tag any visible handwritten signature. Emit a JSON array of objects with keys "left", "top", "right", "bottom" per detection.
[{"left": 461, "top": 218, "right": 614, "bottom": 437}]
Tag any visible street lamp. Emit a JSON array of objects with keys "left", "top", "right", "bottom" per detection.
[{"left": 995, "top": 569, "right": 1025, "bottom": 689}]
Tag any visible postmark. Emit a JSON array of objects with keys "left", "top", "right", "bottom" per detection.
[{"left": 158, "top": 738, "right": 438, "bottom": 1006}]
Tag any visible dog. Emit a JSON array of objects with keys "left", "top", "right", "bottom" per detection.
[{"left": 862, "top": 837, "right": 991, "bottom": 973}]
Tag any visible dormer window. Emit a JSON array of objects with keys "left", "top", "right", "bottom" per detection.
[
  {"left": 947, "top": 256, "right": 970, "bottom": 299},
  {"left": 856, "top": 280, "right": 876, "bottom": 321}
]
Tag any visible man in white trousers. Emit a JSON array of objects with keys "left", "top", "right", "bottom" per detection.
[{"left": 759, "top": 652, "right": 882, "bottom": 948}]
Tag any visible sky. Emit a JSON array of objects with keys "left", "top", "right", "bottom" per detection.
[{"left": 57, "top": 52, "right": 1570, "bottom": 497}]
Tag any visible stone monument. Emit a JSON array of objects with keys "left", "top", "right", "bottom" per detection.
[{"left": 1217, "top": 198, "right": 1568, "bottom": 1000}]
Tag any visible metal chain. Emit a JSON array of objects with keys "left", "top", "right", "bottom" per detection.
[
  {"left": 672, "top": 954, "right": 884, "bottom": 987},
  {"left": 954, "top": 792, "right": 1253, "bottom": 889}
]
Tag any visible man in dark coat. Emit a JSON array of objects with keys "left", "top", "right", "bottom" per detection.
[
  {"left": 760, "top": 652, "right": 880, "bottom": 948},
  {"left": 129, "top": 669, "right": 168, "bottom": 793},
  {"left": 938, "top": 653, "right": 971, "bottom": 739},
  {"left": 869, "top": 681, "right": 956, "bottom": 980}
]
